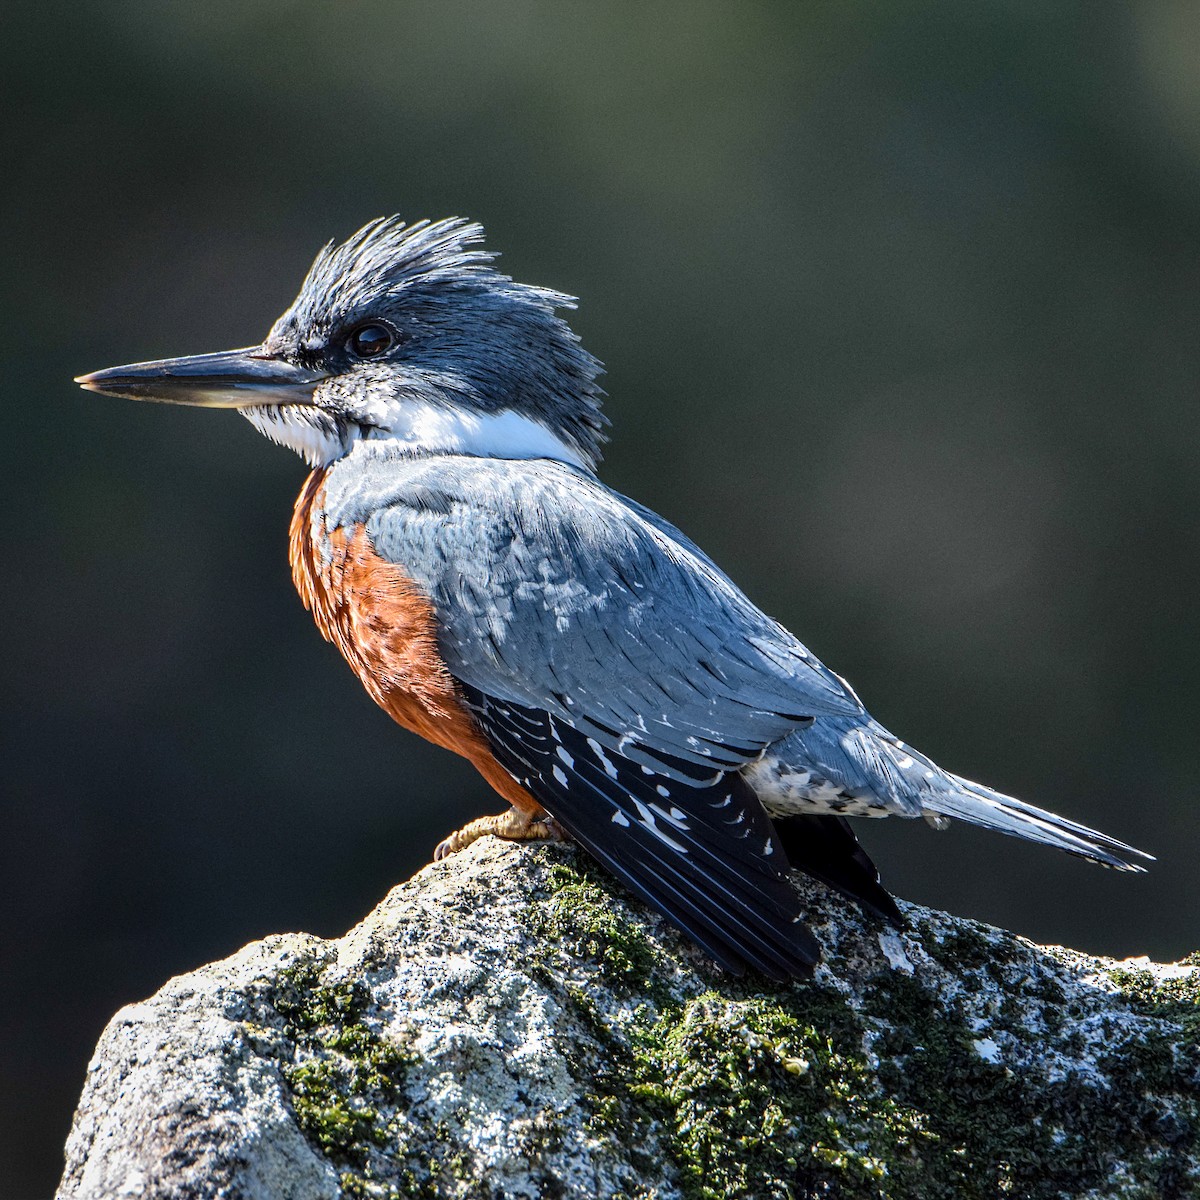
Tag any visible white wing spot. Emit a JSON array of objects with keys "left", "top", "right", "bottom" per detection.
[
  {"left": 650, "top": 803, "right": 690, "bottom": 831},
  {"left": 610, "top": 809, "right": 631, "bottom": 827},
  {"left": 552, "top": 765, "right": 569, "bottom": 787},
  {"left": 764, "top": 838, "right": 775, "bottom": 856},
  {"left": 655, "top": 784, "right": 670, "bottom": 798},
  {"left": 632, "top": 798, "right": 689, "bottom": 853},
  {"left": 556, "top": 745, "right": 575, "bottom": 769},
  {"left": 587, "top": 737, "right": 619, "bottom": 780}
]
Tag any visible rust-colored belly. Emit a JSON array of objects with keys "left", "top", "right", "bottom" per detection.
[{"left": 289, "top": 469, "right": 539, "bottom": 814}]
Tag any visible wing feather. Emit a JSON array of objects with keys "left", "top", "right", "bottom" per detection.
[{"left": 462, "top": 683, "right": 820, "bottom": 978}]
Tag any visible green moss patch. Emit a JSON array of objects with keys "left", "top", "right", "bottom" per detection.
[
  {"left": 525, "top": 860, "right": 664, "bottom": 991},
  {"left": 272, "top": 959, "right": 418, "bottom": 1198},
  {"left": 627, "top": 990, "right": 934, "bottom": 1200},
  {"left": 1108, "top": 959, "right": 1200, "bottom": 1040}
]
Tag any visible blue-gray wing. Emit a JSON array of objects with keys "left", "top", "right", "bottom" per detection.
[{"left": 323, "top": 450, "right": 863, "bottom": 781}]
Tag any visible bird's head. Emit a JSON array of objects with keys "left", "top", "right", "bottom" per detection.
[{"left": 77, "top": 217, "right": 607, "bottom": 471}]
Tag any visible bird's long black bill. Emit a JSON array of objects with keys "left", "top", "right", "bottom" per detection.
[{"left": 75, "top": 346, "right": 327, "bottom": 409}]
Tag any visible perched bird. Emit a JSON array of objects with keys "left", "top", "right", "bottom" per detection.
[{"left": 78, "top": 217, "right": 1151, "bottom": 979}]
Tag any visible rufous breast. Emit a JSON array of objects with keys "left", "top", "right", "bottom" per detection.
[{"left": 288, "top": 468, "right": 540, "bottom": 813}]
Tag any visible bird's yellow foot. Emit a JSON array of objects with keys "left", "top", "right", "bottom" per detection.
[{"left": 433, "top": 806, "right": 568, "bottom": 861}]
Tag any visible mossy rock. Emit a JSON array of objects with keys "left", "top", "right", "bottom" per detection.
[{"left": 57, "top": 839, "right": 1199, "bottom": 1200}]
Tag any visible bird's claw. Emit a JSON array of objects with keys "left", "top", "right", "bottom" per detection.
[{"left": 433, "top": 807, "right": 567, "bottom": 861}]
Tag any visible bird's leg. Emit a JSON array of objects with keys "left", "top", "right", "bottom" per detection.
[{"left": 433, "top": 806, "right": 568, "bottom": 861}]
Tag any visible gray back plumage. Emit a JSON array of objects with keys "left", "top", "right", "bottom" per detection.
[{"left": 320, "top": 442, "right": 862, "bottom": 782}]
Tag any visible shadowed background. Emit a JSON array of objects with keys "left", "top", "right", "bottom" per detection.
[{"left": 4, "top": 2, "right": 1199, "bottom": 1193}]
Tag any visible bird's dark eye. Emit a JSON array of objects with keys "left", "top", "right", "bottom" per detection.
[{"left": 347, "top": 323, "right": 394, "bottom": 358}]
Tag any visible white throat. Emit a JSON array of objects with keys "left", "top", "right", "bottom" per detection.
[
  {"left": 243, "top": 398, "right": 588, "bottom": 470},
  {"left": 241, "top": 404, "right": 349, "bottom": 468},
  {"left": 366, "top": 400, "right": 586, "bottom": 468}
]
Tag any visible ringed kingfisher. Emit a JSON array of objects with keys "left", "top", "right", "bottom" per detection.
[{"left": 78, "top": 217, "right": 1151, "bottom": 979}]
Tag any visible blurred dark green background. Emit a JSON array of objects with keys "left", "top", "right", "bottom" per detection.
[{"left": 4, "top": 2, "right": 1199, "bottom": 1193}]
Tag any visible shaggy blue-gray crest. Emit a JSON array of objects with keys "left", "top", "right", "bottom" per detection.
[{"left": 78, "top": 217, "right": 1152, "bottom": 978}]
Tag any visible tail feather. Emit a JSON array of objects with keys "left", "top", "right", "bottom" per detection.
[
  {"left": 773, "top": 814, "right": 905, "bottom": 927},
  {"left": 925, "top": 775, "right": 1154, "bottom": 871}
]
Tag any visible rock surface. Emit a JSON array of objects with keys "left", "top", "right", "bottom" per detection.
[{"left": 57, "top": 838, "right": 1199, "bottom": 1200}]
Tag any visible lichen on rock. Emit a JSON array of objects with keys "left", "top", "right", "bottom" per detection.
[{"left": 56, "top": 839, "right": 1199, "bottom": 1199}]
